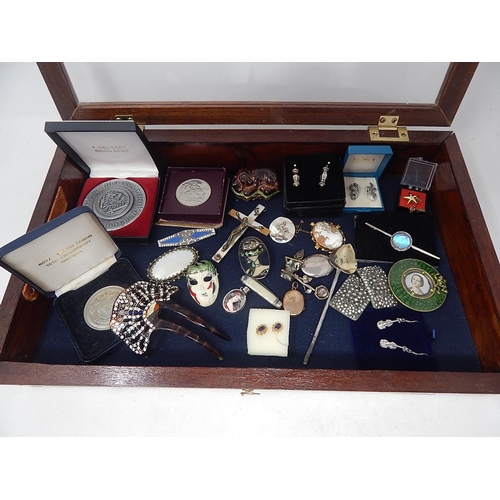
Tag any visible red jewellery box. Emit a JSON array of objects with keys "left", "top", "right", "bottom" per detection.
[{"left": 45, "top": 120, "right": 159, "bottom": 244}]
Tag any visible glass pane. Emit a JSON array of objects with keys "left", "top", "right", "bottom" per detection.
[{"left": 65, "top": 62, "right": 450, "bottom": 104}]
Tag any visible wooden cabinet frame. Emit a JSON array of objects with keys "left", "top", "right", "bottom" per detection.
[{"left": 2, "top": 62, "right": 499, "bottom": 393}]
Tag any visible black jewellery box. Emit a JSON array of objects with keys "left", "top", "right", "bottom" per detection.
[
  {"left": 0, "top": 207, "right": 140, "bottom": 361},
  {"left": 283, "top": 153, "right": 346, "bottom": 217},
  {"left": 44, "top": 120, "right": 160, "bottom": 244}
]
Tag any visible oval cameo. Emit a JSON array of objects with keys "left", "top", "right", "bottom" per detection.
[{"left": 310, "top": 221, "right": 345, "bottom": 252}]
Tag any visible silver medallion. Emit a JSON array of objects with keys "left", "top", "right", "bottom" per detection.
[
  {"left": 82, "top": 179, "right": 146, "bottom": 231},
  {"left": 175, "top": 178, "right": 211, "bottom": 207},
  {"left": 83, "top": 285, "right": 125, "bottom": 331}
]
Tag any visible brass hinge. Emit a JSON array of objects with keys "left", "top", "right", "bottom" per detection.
[
  {"left": 114, "top": 114, "right": 134, "bottom": 121},
  {"left": 369, "top": 115, "right": 409, "bottom": 142},
  {"left": 115, "top": 115, "right": 145, "bottom": 132}
]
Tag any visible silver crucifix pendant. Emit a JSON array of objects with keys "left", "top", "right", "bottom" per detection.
[{"left": 212, "top": 204, "right": 269, "bottom": 263}]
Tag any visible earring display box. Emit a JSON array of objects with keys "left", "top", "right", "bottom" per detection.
[
  {"left": 283, "top": 153, "right": 346, "bottom": 217},
  {"left": 343, "top": 145, "right": 393, "bottom": 212},
  {"left": 1, "top": 62, "right": 500, "bottom": 395},
  {"left": 45, "top": 120, "right": 160, "bottom": 244}
]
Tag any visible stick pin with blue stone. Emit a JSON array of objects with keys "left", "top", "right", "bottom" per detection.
[{"left": 365, "top": 222, "right": 440, "bottom": 260}]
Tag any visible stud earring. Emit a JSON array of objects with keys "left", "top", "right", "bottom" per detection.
[
  {"left": 272, "top": 322, "right": 284, "bottom": 333},
  {"left": 292, "top": 165, "right": 300, "bottom": 187},
  {"left": 319, "top": 162, "right": 330, "bottom": 187}
]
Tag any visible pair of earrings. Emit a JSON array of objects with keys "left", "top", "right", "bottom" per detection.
[
  {"left": 256, "top": 322, "right": 284, "bottom": 335},
  {"left": 292, "top": 162, "right": 330, "bottom": 188}
]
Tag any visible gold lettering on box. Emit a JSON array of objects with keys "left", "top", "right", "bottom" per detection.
[
  {"left": 91, "top": 145, "right": 129, "bottom": 153},
  {"left": 351, "top": 156, "right": 376, "bottom": 163},
  {"left": 37, "top": 234, "right": 93, "bottom": 267}
]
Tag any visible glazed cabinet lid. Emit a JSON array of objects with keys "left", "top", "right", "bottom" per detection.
[{"left": 38, "top": 63, "right": 478, "bottom": 128}]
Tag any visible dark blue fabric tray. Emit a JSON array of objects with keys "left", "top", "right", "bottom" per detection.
[{"left": 32, "top": 175, "right": 481, "bottom": 372}]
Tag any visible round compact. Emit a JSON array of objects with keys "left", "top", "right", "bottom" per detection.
[{"left": 388, "top": 258, "right": 448, "bottom": 312}]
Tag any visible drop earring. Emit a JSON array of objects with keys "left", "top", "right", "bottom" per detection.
[
  {"left": 292, "top": 164, "right": 300, "bottom": 187},
  {"left": 319, "top": 162, "right": 330, "bottom": 187},
  {"left": 349, "top": 182, "right": 360, "bottom": 200},
  {"left": 366, "top": 182, "right": 378, "bottom": 201}
]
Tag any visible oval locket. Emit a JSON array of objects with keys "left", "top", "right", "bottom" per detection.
[
  {"left": 283, "top": 282, "right": 305, "bottom": 316},
  {"left": 301, "top": 253, "right": 334, "bottom": 278}
]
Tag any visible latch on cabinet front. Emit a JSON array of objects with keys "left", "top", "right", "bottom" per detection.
[{"left": 369, "top": 115, "right": 409, "bottom": 142}]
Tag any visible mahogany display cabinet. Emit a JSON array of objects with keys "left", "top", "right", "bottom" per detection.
[{"left": 1, "top": 62, "right": 499, "bottom": 393}]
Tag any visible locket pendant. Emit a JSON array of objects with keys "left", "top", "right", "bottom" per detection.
[
  {"left": 301, "top": 253, "right": 334, "bottom": 278},
  {"left": 283, "top": 282, "right": 305, "bottom": 316}
]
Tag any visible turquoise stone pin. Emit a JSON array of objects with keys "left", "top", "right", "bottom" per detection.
[
  {"left": 391, "top": 231, "right": 412, "bottom": 251},
  {"left": 364, "top": 222, "right": 439, "bottom": 260}
]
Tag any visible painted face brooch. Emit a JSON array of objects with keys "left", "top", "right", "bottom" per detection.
[{"left": 185, "top": 260, "right": 219, "bottom": 307}]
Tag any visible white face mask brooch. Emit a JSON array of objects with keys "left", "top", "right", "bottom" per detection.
[{"left": 185, "top": 260, "right": 219, "bottom": 307}]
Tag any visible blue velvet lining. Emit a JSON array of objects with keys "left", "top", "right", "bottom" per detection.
[
  {"left": 32, "top": 175, "right": 481, "bottom": 372},
  {"left": 351, "top": 308, "right": 436, "bottom": 371}
]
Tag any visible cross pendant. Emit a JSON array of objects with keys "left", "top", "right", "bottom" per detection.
[{"left": 212, "top": 204, "right": 269, "bottom": 263}]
